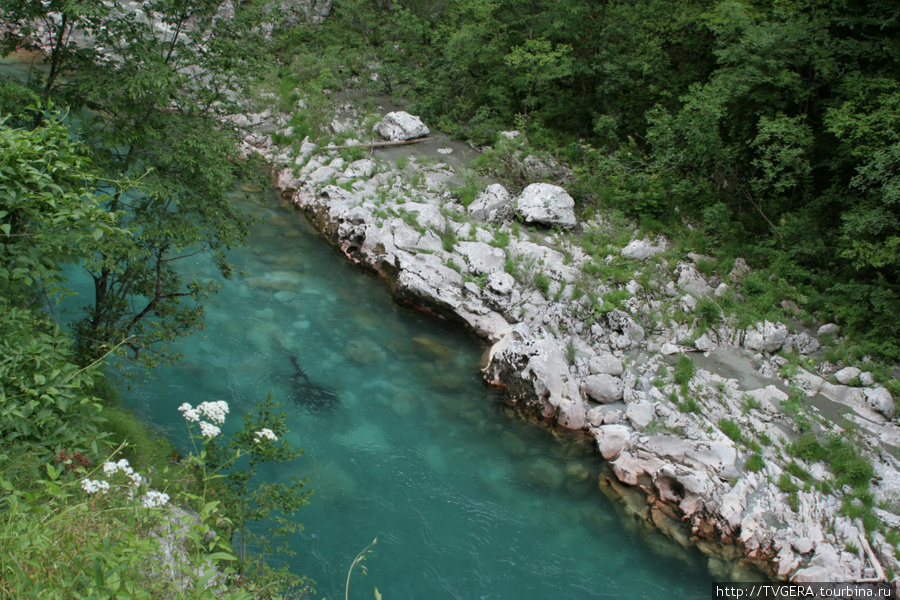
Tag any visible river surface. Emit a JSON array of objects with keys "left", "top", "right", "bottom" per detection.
[{"left": 115, "top": 186, "right": 716, "bottom": 599}]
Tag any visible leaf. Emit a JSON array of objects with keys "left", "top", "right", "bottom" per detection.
[
  {"left": 206, "top": 552, "right": 238, "bottom": 561},
  {"left": 374, "top": 586, "right": 383, "bottom": 600}
]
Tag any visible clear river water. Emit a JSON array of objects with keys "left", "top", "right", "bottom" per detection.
[{"left": 109, "top": 185, "right": 717, "bottom": 599}]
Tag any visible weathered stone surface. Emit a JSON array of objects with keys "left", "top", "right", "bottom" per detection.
[
  {"left": 792, "top": 565, "right": 832, "bottom": 583},
  {"left": 606, "top": 309, "right": 645, "bottom": 343},
  {"left": 374, "top": 111, "right": 430, "bottom": 141},
  {"left": 343, "top": 158, "right": 376, "bottom": 179},
  {"left": 835, "top": 367, "right": 862, "bottom": 385},
  {"left": 865, "top": 387, "right": 896, "bottom": 419},
  {"left": 626, "top": 400, "right": 656, "bottom": 430},
  {"left": 792, "top": 332, "right": 820, "bottom": 355},
  {"left": 594, "top": 424, "right": 632, "bottom": 460},
  {"left": 589, "top": 355, "right": 624, "bottom": 376},
  {"left": 694, "top": 333, "right": 716, "bottom": 352},
  {"left": 817, "top": 323, "right": 839, "bottom": 339},
  {"left": 456, "top": 241, "right": 505, "bottom": 274},
  {"left": 729, "top": 257, "right": 752, "bottom": 282},
  {"left": 557, "top": 396, "right": 587, "bottom": 430},
  {"left": 676, "top": 264, "right": 712, "bottom": 297},
  {"left": 468, "top": 183, "right": 512, "bottom": 223},
  {"left": 744, "top": 321, "right": 788, "bottom": 353},
  {"left": 621, "top": 239, "right": 663, "bottom": 261},
  {"left": 514, "top": 183, "right": 577, "bottom": 229},
  {"left": 486, "top": 271, "right": 515, "bottom": 295},
  {"left": 582, "top": 374, "right": 624, "bottom": 403}
]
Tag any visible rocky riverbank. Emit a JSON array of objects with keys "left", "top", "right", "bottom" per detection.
[{"left": 235, "top": 99, "right": 900, "bottom": 587}]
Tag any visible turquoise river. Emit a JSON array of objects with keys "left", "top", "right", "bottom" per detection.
[{"left": 111, "top": 185, "right": 718, "bottom": 599}]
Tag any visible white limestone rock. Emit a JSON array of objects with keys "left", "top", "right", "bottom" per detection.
[
  {"left": 834, "top": 366, "right": 861, "bottom": 385},
  {"left": 594, "top": 424, "right": 632, "bottom": 460},
  {"left": 621, "top": 239, "right": 663, "bottom": 261},
  {"left": 743, "top": 321, "right": 788, "bottom": 353},
  {"left": 456, "top": 241, "right": 505, "bottom": 275},
  {"left": 865, "top": 387, "right": 896, "bottom": 419},
  {"left": 588, "top": 355, "right": 624, "bottom": 376},
  {"left": 817, "top": 323, "right": 839, "bottom": 339},
  {"left": 374, "top": 111, "right": 430, "bottom": 141},
  {"left": 626, "top": 400, "right": 656, "bottom": 430},
  {"left": 468, "top": 183, "right": 513, "bottom": 223},
  {"left": 694, "top": 333, "right": 717, "bottom": 352},
  {"left": 343, "top": 158, "right": 376, "bottom": 179},
  {"left": 514, "top": 183, "right": 577, "bottom": 229},
  {"left": 582, "top": 374, "right": 625, "bottom": 404}
]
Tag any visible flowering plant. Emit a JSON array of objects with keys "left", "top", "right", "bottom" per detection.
[{"left": 177, "top": 394, "right": 310, "bottom": 583}]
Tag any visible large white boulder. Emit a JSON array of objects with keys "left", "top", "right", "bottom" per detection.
[
  {"left": 514, "top": 183, "right": 577, "bottom": 229},
  {"left": 582, "top": 374, "right": 624, "bottom": 403},
  {"left": 374, "top": 111, "right": 430, "bottom": 141}
]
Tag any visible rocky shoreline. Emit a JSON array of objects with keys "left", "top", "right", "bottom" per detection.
[{"left": 236, "top": 102, "right": 900, "bottom": 587}]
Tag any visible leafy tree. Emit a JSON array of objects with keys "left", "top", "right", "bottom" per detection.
[
  {"left": 0, "top": 109, "right": 118, "bottom": 307},
  {"left": 1, "top": 1, "right": 268, "bottom": 365}
]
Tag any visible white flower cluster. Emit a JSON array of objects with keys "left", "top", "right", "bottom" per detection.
[
  {"left": 178, "top": 401, "right": 229, "bottom": 438},
  {"left": 81, "top": 458, "right": 168, "bottom": 508},
  {"left": 141, "top": 490, "right": 170, "bottom": 508},
  {"left": 81, "top": 478, "right": 110, "bottom": 494},
  {"left": 199, "top": 421, "right": 221, "bottom": 438},
  {"left": 254, "top": 428, "right": 278, "bottom": 443},
  {"left": 103, "top": 458, "right": 145, "bottom": 485}
]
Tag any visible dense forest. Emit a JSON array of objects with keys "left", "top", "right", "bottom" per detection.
[{"left": 275, "top": 0, "right": 900, "bottom": 359}]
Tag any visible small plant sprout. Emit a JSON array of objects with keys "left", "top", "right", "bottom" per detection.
[{"left": 346, "top": 537, "right": 381, "bottom": 600}]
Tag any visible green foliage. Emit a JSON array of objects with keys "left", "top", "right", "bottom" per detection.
[
  {"left": 673, "top": 354, "right": 696, "bottom": 387},
  {"left": 745, "top": 453, "right": 764, "bottom": 473},
  {"left": 718, "top": 418, "right": 742, "bottom": 443},
  {"left": 778, "top": 472, "right": 799, "bottom": 494},
  {"left": 534, "top": 272, "right": 551, "bottom": 298},
  {"left": 594, "top": 289, "right": 632, "bottom": 319},
  {"left": 0, "top": 301, "right": 104, "bottom": 451},
  {"left": 789, "top": 433, "right": 829, "bottom": 463},
  {"left": 678, "top": 397, "right": 701, "bottom": 414},
  {"left": 827, "top": 437, "right": 874, "bottom": 490},
  {"left": 202, "top": 395, "right": 310, "bottom": 568},
  {"left": 1, "top": 0, "right": 262, "bottom": 367},
  {"left": 0, "top": 111, "right": 118, "bottom": 306}
]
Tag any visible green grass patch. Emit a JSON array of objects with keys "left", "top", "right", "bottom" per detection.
[
  {"left": 718, "top": 418, "right": 742, "bottom": 443},
  {"left": 745, "top": 453, "right": 765, "bottom": 473},
  {"left": 673, "top": 354, "right": 696, "bottom": 386}
]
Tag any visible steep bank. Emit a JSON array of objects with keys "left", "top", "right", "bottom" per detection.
[{"left": 235, "top": 100, "right": 900, "bottom": 587}]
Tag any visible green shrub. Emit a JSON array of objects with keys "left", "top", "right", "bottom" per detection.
[
  {"left": 673, "top": 354, "right": 696, "bottom": 386},
  {"left": 745, "top": 453, "right": 765, "bottom": 473},
  {"left": 696, "top": 297, "right": 722, "bottom": 329},
  {"left": 828, "top": 438, "right": 874, "bottom": 489},
  {"left": 778, "top": 472, "right": 799, "bottom": 494},
  {"left": 718, "top": 418, "right": 742, "bottom": 443},
  {"left": 789, "top": 432, "right": 828, "bottom": 463},
  {"left": 534, "top": 272, "right": 551, "bottom": 297}
]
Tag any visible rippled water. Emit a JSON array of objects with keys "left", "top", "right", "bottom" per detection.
[{"left": 108, "top": 185, "right": 718, "bottom": 599}]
